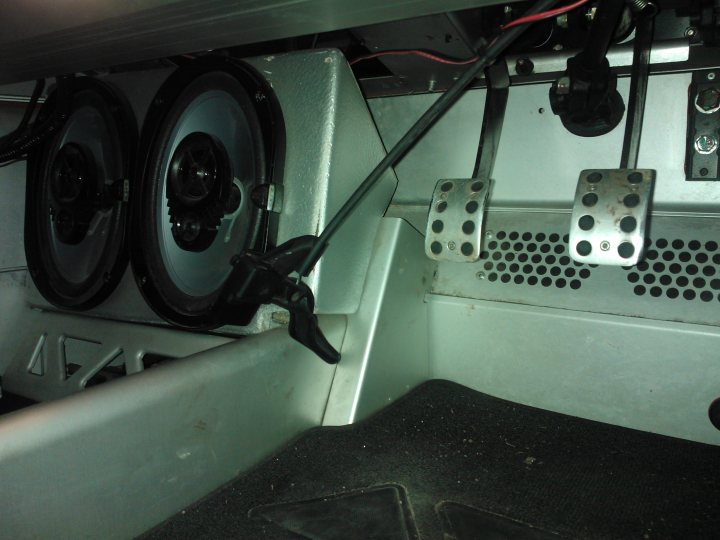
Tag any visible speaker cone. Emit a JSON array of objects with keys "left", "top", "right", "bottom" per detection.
[
  {"left": 25, "top": 78, "right": 137, "bottom": 310},
  {"left": 131, "top": 57, "right": 283, "bottom": 328}
]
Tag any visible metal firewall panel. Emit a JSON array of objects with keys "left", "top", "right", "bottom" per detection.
[
  {"left": 427, "top": 295, "right": 720, "bottom": 445},
  {"left": 245, "top": 49, "right": 398, "bottom": 314},
  {"left": 369, "top": 73, "right": 720, "bottom": 213}
]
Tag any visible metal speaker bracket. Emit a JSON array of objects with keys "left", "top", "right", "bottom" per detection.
[
  {"left": 569, "top": 169, "right": 655, "bottom": 266},
  {"left": 425, "top": 178, "right": 490, "bottom": 263},
  {"left": 686, "top": 70, "right": 720, "bottom": 181}
]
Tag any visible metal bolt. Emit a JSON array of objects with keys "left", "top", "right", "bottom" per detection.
[
  {"left": 709, "top": 73, "right": 717, "bottom": 81},
  {"left": 695, "top": 134, "right": 719, "bottom": 155},
  {"left": 600, "top": 241, "right": 611, "bottom": 251},
  {"left": 485, "top": 230, "right": 494, "bottom": 240},
  {"left": 515, "top": 58, "right": 534, "bottom": 76},
  {"left": 271, "top": 311, "right": 290, "bottom": 325},
  {"left": 428, "top": 79, "right": 437, "bottom": 92},
  {"left": 448, "top": 241, "right": 456, "bottom": 251},
  {"left": 695, "top": 87, "right": 720, "bottom": 113},
  {"left": 476, "top": 271, "right": 486, "bottom": 280},
  {"left": 685, "top": 27, "right": 697, "bottom": 38},
  {"left": 556, "top": 76, "right": 571, "bottom": 95}
]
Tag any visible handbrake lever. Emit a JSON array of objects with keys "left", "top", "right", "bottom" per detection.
[{"left": 221, "top": 236, "right": 340, "bottom": 364}]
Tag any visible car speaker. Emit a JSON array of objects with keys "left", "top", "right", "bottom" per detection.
[
  {"left": 130, "top": 56, "right": 284, "bottom": 328},
  {"left": 25, "top": 77, "right": 137, "bottom": 310}
]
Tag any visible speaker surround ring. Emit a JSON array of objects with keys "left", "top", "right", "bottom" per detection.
[
  {"left": 130, "top": 56, "right": 285, "bottom": 328},
  {"left": 25, "top": 77, "right": 137, "bottom": 310}
]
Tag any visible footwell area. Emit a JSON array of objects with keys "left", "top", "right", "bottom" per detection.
[{"left": 144, "top": 380, "right": 720, "bottom": 539}]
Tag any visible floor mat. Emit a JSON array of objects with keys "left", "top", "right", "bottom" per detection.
[
  {"left": 143, "top": 380, "right": 720, "bottom": 539},
  {"left": 249, "top": 485, "right": 419, "bottom": 540}
]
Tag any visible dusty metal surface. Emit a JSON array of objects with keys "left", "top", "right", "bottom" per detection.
[
  {"left": 1, "top": 308, "right": 235, "bottom": 402},
  {"left": 370, "top": 72, "right": 720, "bottom": 213},
  {"left": 0, "top": 0, "right": 510, "bottom": 84},
  {"left": 323, "top": 218, "right": 433, "bottom": 425},
  {"left": 245, "top": 49, "right": 397, "bottom": 314},
  {"left": 0, "top": 317, "right": 345, "bottom": 539},
  {"left": 428, "top": 295, "right": 720, "bottom": 445}
]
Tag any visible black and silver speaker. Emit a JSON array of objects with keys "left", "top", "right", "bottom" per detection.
[
  {"left": 25, "top": 78, "right": 137, "bottom": 310},
  {"left": 130, "top": 57, "right": 284, "bottom": 328}
]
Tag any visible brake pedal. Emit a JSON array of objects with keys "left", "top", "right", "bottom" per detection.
[
  {"left": 425, "top": 178, "right": 490, "bottom": 262},
  {"left": 569, "top": 169, "right": 655, "bottom": 266}
]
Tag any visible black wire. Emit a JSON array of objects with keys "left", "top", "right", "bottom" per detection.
[
  {"left": 295, "top": 0, "right": 561, "bottom": 279},
  {"left": 0, "top": 75, "right": 73, "bottom": 164},
  {"left": 0, "top": 79, "right": 45, "bottom": 153}
]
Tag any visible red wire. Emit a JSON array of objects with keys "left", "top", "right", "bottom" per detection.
[
  {"left": 501, "top": 0, "right": 590, "bottom": 29},
  {"left": 349, "top": 50, "right": 478, "bottom": 66},
  {"left": 349, "top": 0, "right": 590, "bottom": 67}
]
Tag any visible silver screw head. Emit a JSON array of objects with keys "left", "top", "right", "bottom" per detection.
[
  {"left": 695, "top": 134, "right": 719, "bottom": 155},
  {"left": 600, "top": 241, "right": 611, "bottom": 251}
]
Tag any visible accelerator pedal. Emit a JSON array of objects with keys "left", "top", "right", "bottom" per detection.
[{"left": 569, "top": 169, "right": 655, "bottom": 266}]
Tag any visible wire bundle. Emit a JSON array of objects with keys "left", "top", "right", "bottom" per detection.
[{"left": 0, "top": 76, "right": 73, "bottom": 166}]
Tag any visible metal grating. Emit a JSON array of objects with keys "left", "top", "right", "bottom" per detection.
[
  {"left": 624, "top": 238, "right": 720, "bottom": 302},
  {"left": 478, "top": 230, "right": 595, "bottom": 289},
  {"left": 428, "top": 211, "right": 720, "bottom": 327}
]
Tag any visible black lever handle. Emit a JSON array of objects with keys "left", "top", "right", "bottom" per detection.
[{"left": 220, "top": 236, "right": 341, "bottom": 364}]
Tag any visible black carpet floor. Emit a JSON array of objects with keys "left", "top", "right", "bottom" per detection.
[{"left": 143, "top": 380, "right": 720, "bottom": 539}]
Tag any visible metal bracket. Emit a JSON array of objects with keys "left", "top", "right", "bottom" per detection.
[
  {"left": 686, "top": 70, "right": 720, "bottom": 181},
  {"left": 569, "top": 169, "right": 654, "bottom": 266},
  {"left": 251, "top": 183, "right": 284, "bottom": 212}
]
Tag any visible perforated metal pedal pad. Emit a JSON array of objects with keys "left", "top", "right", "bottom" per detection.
[
  {"left": 570, "top": 169, "right": 655, "bottom": 266},
  {"left": 425, "top": 178, "right": 490, "bottom": 262}
]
